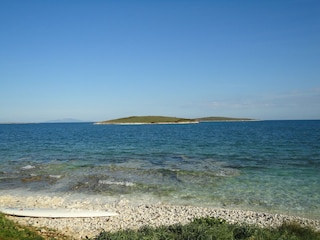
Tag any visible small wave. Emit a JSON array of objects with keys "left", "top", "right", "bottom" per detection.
[
  {"left": 49, "top": 175, "right": 62, "bottom": 179},
  {"left": 98, "top": 180, "right": 135, "bottom": 187},
  {"left": 215, "top": 168, "right": 239, "bottom": 177},
  {"left": 20, "top": 165, "right": 35, "bottom": 170}
]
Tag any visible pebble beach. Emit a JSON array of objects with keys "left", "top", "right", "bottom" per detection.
[{"left": 1, "top": 194, "right": 320, "bottom": 240}]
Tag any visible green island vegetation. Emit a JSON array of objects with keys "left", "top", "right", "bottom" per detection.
[
  {"left": 196, "top": 116, "right": 255, "bottom": 122},
  {"left": 95, "top": 116, "right": 199, "bottom": 124},
  {"left": 1, "top": 213, "right": 320, "bottom": 240},
  {"left": 95, "top": 116, "right": 255, "bottom": 125}
]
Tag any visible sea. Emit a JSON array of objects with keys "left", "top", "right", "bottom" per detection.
[{"left": 0, "top": 120, "right": 319, "bottom": 219}]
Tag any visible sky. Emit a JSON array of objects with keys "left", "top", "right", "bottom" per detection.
[{"left": 1, "top": 0, "right": 319, "bottom": 122}]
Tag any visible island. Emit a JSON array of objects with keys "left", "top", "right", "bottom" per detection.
[
  {"left": 94, "top": 116, "right": 255, "bottom": 125},
  {"left": 94, "top": 116, "right": 199, "bottom": 125}
]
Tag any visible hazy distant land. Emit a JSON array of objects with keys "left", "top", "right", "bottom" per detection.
[{"left": 94, "top": 116, "right": 255, "bottom": 125}]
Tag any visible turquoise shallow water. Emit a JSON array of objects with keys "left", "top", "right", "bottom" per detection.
[{"left": 0, "top": 120, "right": 319, "bottom": 219}]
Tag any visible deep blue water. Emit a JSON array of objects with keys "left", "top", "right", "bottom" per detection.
[{"left": 0, "top": 121, "right": 319, "bottom": 219}]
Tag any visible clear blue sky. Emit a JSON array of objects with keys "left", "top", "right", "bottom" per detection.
[{"left": 1, "top": 0, "right": 319, "bottom": 122}]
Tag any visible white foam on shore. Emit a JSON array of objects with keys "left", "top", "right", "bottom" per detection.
[
  {"left": 20, "top": 165, "right": 36, "bottom": 170},
  {"left": 98, "top": 180, "right": 135, "bottom": 187},
  {"left": 49, "top": 175, "right": 62, "bottom": 179}
]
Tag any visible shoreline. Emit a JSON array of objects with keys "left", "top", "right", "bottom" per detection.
[{"left": 1, "top": 193, "right": 319, "bottom": 239}]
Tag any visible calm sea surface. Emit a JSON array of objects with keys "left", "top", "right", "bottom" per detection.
[{"left": 0, "top": 121, "right": 319, "bottom": 219}]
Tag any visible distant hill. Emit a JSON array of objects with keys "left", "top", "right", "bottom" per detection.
[
  {"left": 94, "top": 116, "right": 198, "bottom": 125},
  {"left": 196, "top": 117, "right": 255, "bottom": 122}
]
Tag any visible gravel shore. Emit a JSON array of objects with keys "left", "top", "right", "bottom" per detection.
[{"left": 1, "top": 194, "right": 319, "bottom": 239}]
